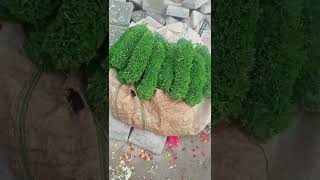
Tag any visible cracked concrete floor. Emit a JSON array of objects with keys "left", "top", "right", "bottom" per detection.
[{"left": 109, "top": 133, "right": 211, "bottom": 180}]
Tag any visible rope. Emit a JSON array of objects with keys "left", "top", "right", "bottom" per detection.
[
  {"left": 138, "top": 97, "right": 146, "bottom": 129},
  {"left": 113, "top": 84, "right": 122, "bottom": 120},
  {"left": 15, "top": 68, "right": 42, "bottom": 180}
]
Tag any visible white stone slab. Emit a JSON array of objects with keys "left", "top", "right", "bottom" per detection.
[
  {"left": 146, "top": 11, "right": 166, "bottom": 25},
  {"left": 128, "top": 128, "right": 167, "bottom": 154},
  {"left": 129, "top": 0, "right": 143, "bottom": 8},
  {"left": 166, "top": 16, "right": 180, "bottom": 24},
  {"left": 198, "top": 2, "right": 211, "bottom": 14},
  {"left": 166, "top": 5, "right": 190, "bottom": 18},
  {"left": 109, "top": 108, "right": 132, "bottom": 142},
  {"left": 143, "top": 0, "right": 165, "bottom": 14},
  {"left": 109, "top": 1, "right": 134, "bottom": 27},
  {"left": 190, "top": 10, "right": 205, "bottom": 31},
  {"left": 182, "top": 0, "right": 209, "bottom": 9},
  {"left": 109, "top": 25, "right": 128, "bottom": 47},
  {"left": 131, "top": 10, "right": 147, "bottom": 22}
]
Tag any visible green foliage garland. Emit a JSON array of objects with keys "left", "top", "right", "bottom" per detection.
[
  {"left": 157, "top": 43, "right": 176, "bottom": 92},
  {"left": 195, "top": 45, "right": 211, "bottom": 97},
  {"left": 117, "top": 31, "right": 156, "bottom": 84},
  {"left": 137, "top": 39, "right": 166, "bottom": 100},
  {"left": 109, "top": 25, "right": 148, "bottom": 70},
  {"left": 169, "top": 39, "right": 193, "bottom": 100},
  {"left": 185, "top": 52, "right": 207, "bottom": 106}
]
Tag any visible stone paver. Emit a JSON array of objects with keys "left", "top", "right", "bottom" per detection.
[
  {"left": 131, "top": 10, "right": 147, "bottom": 22},
  {"left": 109, "top": 25, "right": 128, "bottom": 47},
  {"left": 199, "top": 2, "right": 211, "bottom": 14},
  {"left": 143, "top": 0, "right": 165, "bottom": 14},
  {"left": 128, "top": 128, "right": 167, "bottom": 154},
  {"left": 109, "top": 109, "right": 132, "bottom": 142},
  {"left": 166, "top": 16, "right": 180, "bottom": 25},
  {"left": 190, "top": 10, "right": 205, "bottom": 31},
  {"left": 166, "top": 5, "right": 190, "bottom": 19},
  {"left": 182, "top": 0, "right": 209, "bottom": 9},
  {"left": 164, "top": 0, "right": 182, "bottom": 8},
  {"left": 129, "top": 0, "right": 143, "bottom": 8},
  {"left": 136, "top": 16, "right": 164, "bottom": 30},
  {"left": 146, "top": 11, "right": 166, "bottom": 25},
  {"left": 109, "top": 1, "right": 134, "bottom": 27}
]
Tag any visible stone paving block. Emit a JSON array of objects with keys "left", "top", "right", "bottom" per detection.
[
  {"left": 143, "top": 0, "right": 165, "bottom": 14},
  {"left": 131, "top": 10, "right": 147, "bottom": 22},
  {"left": 181, "top": 17, "right": 191, "bottom": 27},
  {"left": 166, "top": 16, "right": 180, "bottom": 24},
  {"left": 198, "top": 2, "right": 211, "bottom": 14},
  {"left": 190, "top": 10, "right": 205, "bottom": 31},
  {"left": 129, "top": 0, "right": 143, "bottom": 8},
  {"left": 128, "top": 128, "right": 167, "bottom": 154},
  {"left": 167, "top": 22, "right": 185, "bottom": 34},
  {"left": 109, "top": 1, "right": 134, "bottom": 27},
  {"left": 136, "top": 16, "right": 164, "bottom": 30},
  {"left": 164, "top": 0, "right": 182, "bottom": 9},
  {"left": 146, "top": 11, "right": 166, "bottom": 25},
  {"left": 109, "top": 25, "right": 128, "bottom": 47},
  {"left": 182, "top": 0, "right": 208, "bottom": 9},
  {"left": 109, "top": 109, "right": 132, "bottom": 142},
  {"left": 166, "top": 5, "right": 190, "bottom": 19}
]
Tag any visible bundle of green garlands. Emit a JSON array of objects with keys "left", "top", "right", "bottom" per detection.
[
  {"left": 0, "top": 0, "right": 108, "bottom": 126},
  {"left": 109, "top": 24, "right": 211, "bottom": 106}
]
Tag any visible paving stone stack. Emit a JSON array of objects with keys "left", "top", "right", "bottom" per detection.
[
  {"left": 108, "top": 0, "right": 211, "bottom": 154},
  {"left": 109, "top": 0, "right": 134, "bottom": 46}
]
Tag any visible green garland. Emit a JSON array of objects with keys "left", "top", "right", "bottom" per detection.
[
  {"left": 137, "top": 37, "right": 166, "bottom": 100},
  {"left": 185, "top": 52, "right": 207, "bottom": 106},
  {"left": 157, "top": 43, "right": 176, "bottom": 92},
  {"left": 117, "top": 31, "right": 156, "bottom": 84},
  {"left": 109, "top": 26, "right": 211, "bottom": 106},
  {"left": 169, "top": 39, "right": 193, "bottom": 100},
  {"left": 109, "top": 25, "right": 148, "bottom": 70},
  {"left": 195, "top": 45, "right": 211, "bottom": 97}
]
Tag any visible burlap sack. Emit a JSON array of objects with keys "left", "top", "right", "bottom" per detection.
[
  {"left": 0, "top": 21, "right": 106, "bottom": 180},
  {"left": 109, "top": 68, "right": 211, "bottom": 136}
]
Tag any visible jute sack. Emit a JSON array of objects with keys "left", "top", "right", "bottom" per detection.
[
  {"left": 109, "top": 68, "right": 211, "bottom": 136},
  {"left": 0, "top": 21, "right": 107, "bottom": 180}
]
